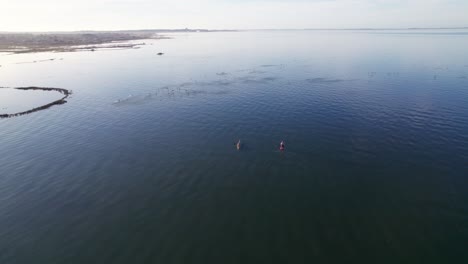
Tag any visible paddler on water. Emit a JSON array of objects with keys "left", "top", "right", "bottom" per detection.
[
  {"left": 237, "top": 139, "right": 241, "bottom": 150},
  {"left": 280, "top": 141, "right": 285, "bottom": 151}
]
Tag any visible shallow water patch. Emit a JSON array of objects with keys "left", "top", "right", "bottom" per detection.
[{"left": 0, "top": 87, "right": 71, "bottom": 118}]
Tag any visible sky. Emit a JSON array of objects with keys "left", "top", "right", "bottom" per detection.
[{"left": 0, "top": 0, "right": 467, "bottom": 31}]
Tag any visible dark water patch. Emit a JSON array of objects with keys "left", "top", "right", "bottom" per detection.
[
  {"left": 0, "top": 86, "right": 71, "bottom": 119},
  {"left": 211, "top": 90, "right": 230, "bottom": 95},
  {"left": 240, "top": 76, "right": 278, "bottom": 84},
  {"left": 260, "top": 64, "right": 284, "bottom": 68},
  {"left": 433, "top": 66, "right": 449, "bottom": 70},
  {"left": 113, "top": 89, "right": 224, "bottom": 105},
  {"left": 199, "top": 80, "right": 233, "bottom": 86},
  {"left": 386, "top": 72, "right": 400, "bottom": 77},
  {"left": 113, "top": 70, "right": 288, "bottom": 105},
  {"left": 368, "top": 72, "right": 378, "bottom": 78},
  {"left": 178, "top": 80, "right": 233, "bottom": 88},
  {"left": 305, "top": 77, "right": 347, "bottom": 83},
  {"left": 249, "top": 70, "right": 267, "bottom": 74},
  {"left": 113, "top": 72, "right": 283, "bottom": 105},
  {"left": 236, "top": 64, "right": 285, "bottom": 74},
  {"left": 113, "top": 82, "right": 231, "bottom": 105}
]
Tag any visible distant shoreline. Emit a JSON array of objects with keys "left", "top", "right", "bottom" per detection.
[
  {"left": 0, "top": 29, "right": 239, "bottom": 54},
  {"left": 0, "top": 29, "right": 240, "bottom": 54},
  {"left": 0, "top": 29, "right": 237, "bottom": 34},
  {"left": 0, "top": 31, "right": 165, "bottom": 54},
  {"left": 1, "top": 27, "right": 465, "bottom": 34},
  {"left": 1, "top": 27, "right": 465, "bottom": 54},
  {"left": 246, "top": 27, "right": 468, "bottom": 31}
]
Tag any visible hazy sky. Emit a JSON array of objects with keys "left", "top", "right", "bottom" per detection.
[{"left": 1, "top": 0, "right": 467, "bottom": 31}]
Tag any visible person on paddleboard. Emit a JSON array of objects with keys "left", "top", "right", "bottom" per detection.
[
  {"left": 280, "top": 141, "right": 285, "bottom": 151},
  {"left": 237, "top": 139, "right": 241, "bottom": 150}
]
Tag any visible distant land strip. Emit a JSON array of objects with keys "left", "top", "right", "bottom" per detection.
[
  {"left": 247, "top": 27, "right": 468, "bottom": 31},
  {"left": 0, "top": 29, "right": 236, "bottom": 54},
  {"left": 0, "top": 31, "right": 162, "bottom": 54},
  {"left": 0, "top": 87, "right": 71, "bottom": 119}
]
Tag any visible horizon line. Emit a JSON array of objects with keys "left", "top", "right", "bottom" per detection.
[{"left": 1, "top": 26, "right": 467, "bottom": 34}]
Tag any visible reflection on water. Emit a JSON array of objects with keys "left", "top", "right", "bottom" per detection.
[{"left": 0, "top": 30, "right": 468, "bottom": 263}]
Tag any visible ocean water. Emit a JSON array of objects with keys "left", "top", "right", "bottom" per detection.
[{"left": 0, "top": 30, "right": 467, "bottom": 263}]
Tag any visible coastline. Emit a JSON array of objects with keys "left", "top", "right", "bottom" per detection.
[
  {"left": 0, "top": 29, "right": 237, "bottom": 54},
  {"left": 0, "top": 31, "right": 167, "bottom": 54}
]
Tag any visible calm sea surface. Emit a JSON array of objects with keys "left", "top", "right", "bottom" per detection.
[{"left": 1, "top": 30, "right": 467, "bottom": 263}]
